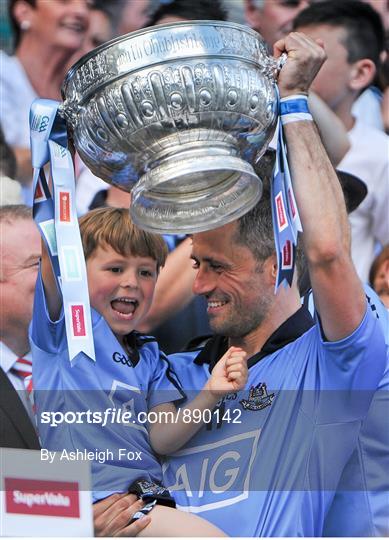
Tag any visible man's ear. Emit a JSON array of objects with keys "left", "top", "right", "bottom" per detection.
[
  {"left": 264, "top": 253, "right": 278, "bottom": 286},
  {"left": 244, "top": 0, "right": 262, "bottom": 31},
  {"left": 349, "top": 58, "right": 376, "bottom": 92}
]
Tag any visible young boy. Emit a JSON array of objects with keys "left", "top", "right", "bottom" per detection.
[{"left": 31, "top": 207, "right": 247, "bottom": 536}]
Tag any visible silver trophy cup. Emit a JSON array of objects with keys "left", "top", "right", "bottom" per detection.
[{"left": 61, "top": 21, "right": 280, "bottom": 233}]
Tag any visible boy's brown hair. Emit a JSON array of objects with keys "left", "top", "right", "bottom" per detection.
[{"left": 79, "top": 208, "right": 168, "bottom": 270}]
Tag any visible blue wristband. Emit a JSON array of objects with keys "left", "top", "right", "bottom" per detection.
[
  {"left": 279, "top": 95, "right": 312, "bottom": 125},
  {"left": 280, "top": 97, "right": 309, "bottom": 116}
]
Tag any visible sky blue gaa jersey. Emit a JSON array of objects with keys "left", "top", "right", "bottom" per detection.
[
  {"left": 163, "top": 306, "right": 386, "bottom": 537},
  {"left": 321, "top": 285, "right": 389, "bottom": 537},
  {"left": 31, "top": 271, "right": 185, "bottom": 502}
]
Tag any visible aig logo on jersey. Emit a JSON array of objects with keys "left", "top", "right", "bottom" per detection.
[
  {"left": 162, "top": 430, "right": 261, "bottom": 513},
  {"left": 240, "top": 383, "right": 274, "bottom": 411}
]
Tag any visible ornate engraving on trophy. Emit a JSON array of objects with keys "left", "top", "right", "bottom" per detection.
[
  {"left": 62, "top": 21, "right": 279, "bottom": 233},
  {"left": 74, "top": 51, "right": 113, "bottom": 96},
  {"left": 170, "top": 92, "right": 183, "bottom": 111},
  {"left": 215, "top": 25, "right": 266, "bottom": 61},
  {"left": 117, "top": 30, "right": 225, "bottom": 72}
]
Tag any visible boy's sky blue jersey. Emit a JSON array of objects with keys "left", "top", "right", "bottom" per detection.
[
  {"left": 163, "top": 305, "right": 386, "bottom": 537},
  {"left": 322, "top": 285, "right": 389, "bottom": 537},
  {"left": 31, "top": 271, "right": 185, "bottom": 502}
]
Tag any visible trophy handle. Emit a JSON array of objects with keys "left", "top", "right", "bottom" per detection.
[
  {"left": 276, "top": 52, "right": 288, "bottom": 73},
  {"left": 262, "top": 52, "right": 287, "bottom": 80},
  {"left": 58, "top": 101, "right": 80, "bottom": 130}
]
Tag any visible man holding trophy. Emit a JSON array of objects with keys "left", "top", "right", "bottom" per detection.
[
  {"left": 30, "top": 19, "right": 386, "bottom": 537},
  {"left": 160, "top": 32, "right": 386, "bottom": 536}
]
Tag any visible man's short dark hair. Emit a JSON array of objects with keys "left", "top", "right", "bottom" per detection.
[
  {"left": 148, "top": 0, "right": 228, "bottom": 26},
  {"left": 234, "top": 151, "right": 276, "bottom": 264},
  {"left": 235, "top": 195, "right": 275, "bottom": 264},
  {"left": 8, "top": 0, "right": 36, "bottom": 50},
  {"left": 235, "top": 150, "right": 307, "bottom": 281},
  {"left": 239, "top": 196, "right": 305, "bottom": 287},
  {"left": 293, "top": 0, "right": 385, "bottom": 69}
]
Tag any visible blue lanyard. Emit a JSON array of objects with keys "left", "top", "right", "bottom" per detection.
[
  {"left": 270, "top": 99, "right": 302, "bottom": 290},
  {"left": 30, "top": 99, "right": 95, "bottom": 363}
]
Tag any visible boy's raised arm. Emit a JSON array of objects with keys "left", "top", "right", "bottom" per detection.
[{"left": 40, "top": 238, "right": 62, "bottom": 321}]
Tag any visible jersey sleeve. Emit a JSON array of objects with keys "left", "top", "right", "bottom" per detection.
[
  {"left": 30, "top": 268, "right": 66, "bottom": 354},
  {"left": 311, "top": 302, "right": 386, "bottom": 423}
]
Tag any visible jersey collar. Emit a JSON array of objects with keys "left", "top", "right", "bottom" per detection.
[{"left": 193, "top": 307, "right": 314, "bottom": 372}]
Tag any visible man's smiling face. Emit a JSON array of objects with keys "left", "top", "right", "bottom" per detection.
[{"left": 191, "top": 221, "right": 274, "bottom": 339}]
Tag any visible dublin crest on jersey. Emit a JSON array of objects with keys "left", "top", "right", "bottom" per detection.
[{"left": 240, "top": 383, "right": 275, "bottom": 411}]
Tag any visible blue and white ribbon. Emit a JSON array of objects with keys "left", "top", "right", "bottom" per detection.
[
  {"left": 30, "top": 99, "right": 95, "bottom": 363},
  {"left": 279, "top": 124, "right": 302, "bottom": 243},
  {"left": 270, "top": 93, "right": 306, "bottom": 290}
]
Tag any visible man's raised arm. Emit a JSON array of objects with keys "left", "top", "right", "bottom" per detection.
[{"left": 274, "top": 32, "right": 365, "bottom": 341}]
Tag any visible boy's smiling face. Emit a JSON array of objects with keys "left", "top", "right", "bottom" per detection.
[{"left": 86, "top": 244, "right": 158, "bottom": 344}]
